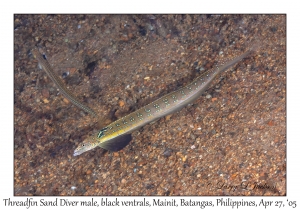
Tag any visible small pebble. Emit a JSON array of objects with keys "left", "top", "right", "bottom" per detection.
[
  {"left": 163, "top": 148, "right": 172, "bottom": 157},
  {"left": 62, "top": 72, "right": 69, "bottom": 79},
  {"left": 206, "top": 94, "right": 212, "bottom": 99},
  {"left": 63, "top": 98, "right": 70, "bottom": 104},
  {"left": 119, "top": 100, "right": 125, "bottom": 107},
  {"left": 165, "top": 114, "right": 172, "bottom": 121}
]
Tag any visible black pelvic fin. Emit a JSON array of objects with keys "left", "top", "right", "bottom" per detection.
[{"left": 99, "top": 134, "right": 132, "bottom": 151}]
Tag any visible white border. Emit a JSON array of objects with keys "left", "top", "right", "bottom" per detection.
[{"left": 2, "top": 0, "right": 298, "bottom": 209}]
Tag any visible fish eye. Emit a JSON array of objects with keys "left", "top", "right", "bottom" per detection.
[{"left": 81, "top": 144, "right": 85, "bottom": 147}]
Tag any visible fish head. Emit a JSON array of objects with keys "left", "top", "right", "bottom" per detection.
[{"left": 73, "top": 134, "right": 99, "bottom": 156}]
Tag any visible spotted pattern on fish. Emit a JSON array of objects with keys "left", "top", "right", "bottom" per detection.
[{"left": 74, "top": 47, "right": 257, "bottom": 156}]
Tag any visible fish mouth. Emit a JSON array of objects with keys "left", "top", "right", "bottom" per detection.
[
  {"left": 73, "top": 150, "right": 80, "bottom": 156},
  {"left": 74, "top": 148, "right": 88, "bottom": 156}
]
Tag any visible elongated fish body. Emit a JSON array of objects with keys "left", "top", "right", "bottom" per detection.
[
  {"left": 32, "top": 48, "right": 98, "bottom": 117},
  {"left": 74, "top": 48, "right": 254, "bottom": 156}
]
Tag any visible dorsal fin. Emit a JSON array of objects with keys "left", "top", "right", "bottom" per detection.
[{"left": 99, "top": 134, "right": 132, "bottom": 151}]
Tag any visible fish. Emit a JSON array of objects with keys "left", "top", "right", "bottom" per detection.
[
  {"left": 31, "top": 48, "right": 98, "bottom": 117},
  {"left": 74, "top": 45, "right": 258, "bottom": 156}
]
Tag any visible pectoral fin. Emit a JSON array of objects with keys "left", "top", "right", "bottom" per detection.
[{"left": 99, "top": 134, "right": 132, "bottom": 151}]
